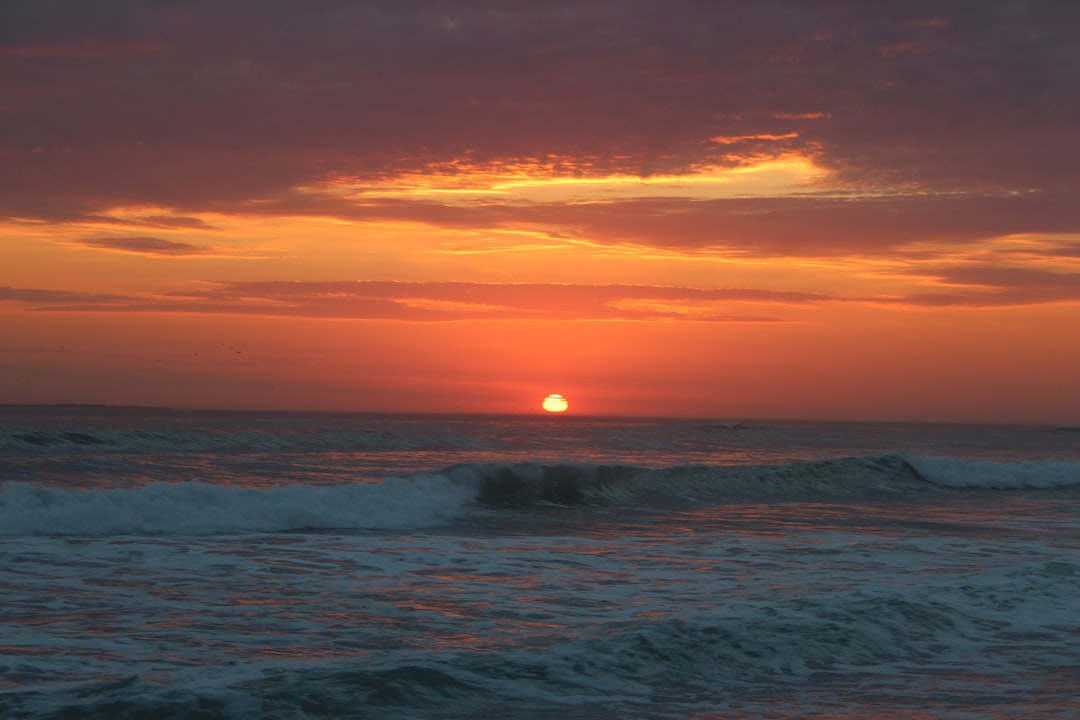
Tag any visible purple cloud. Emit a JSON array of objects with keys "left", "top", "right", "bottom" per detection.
[
  {"left": 1, "top": 0, "right": 1077, "bottom": 227},
  {"left": 890, "top": 264, "right": 1080, "bottom": 306}
]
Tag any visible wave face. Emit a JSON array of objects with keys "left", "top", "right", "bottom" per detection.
[
  {"left": 3, "top": 454, "right": 1078, "bottom": 537},
  {"left": 0, "top": 475, "right": 476, "bottom": 536}
]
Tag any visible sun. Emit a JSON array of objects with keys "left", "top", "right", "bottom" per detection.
[{"left": 541, "top": 393, "right": 569, "bottom": 413}]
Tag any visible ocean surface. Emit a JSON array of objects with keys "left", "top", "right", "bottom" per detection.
[{"left": 1, "top": 406, "right": 1079, "bottom": 719}]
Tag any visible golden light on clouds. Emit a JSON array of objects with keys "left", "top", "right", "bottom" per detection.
[{"left": 320, "top": 155, "right": 829, "bottom": 205}]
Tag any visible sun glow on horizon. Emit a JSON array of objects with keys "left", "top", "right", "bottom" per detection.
[{"left": 542, "top": 393, "right": 569, "bottom": 413}]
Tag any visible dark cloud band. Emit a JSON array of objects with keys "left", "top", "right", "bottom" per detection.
[{"left": 2, "top": 0, "right": 1077, "bottom": 224}]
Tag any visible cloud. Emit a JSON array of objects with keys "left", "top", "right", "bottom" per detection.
[
  {"left": 76, "top": 236, "right": 213, "bottom": 256},
  {"left": 89, "top": 214, "right": 218, "bottom": 230},
  {"left": 0, "top": 286, "right": 127, "bottom": 304},
  {"left": 231, "top": 189, "right": 1080, "bottom": 257},
  {"left": 0, "top": 280, "right": 826, "bottom": 320},
  {"left": 894, "top": 264, "right": 1080, "bottom": 306},
  {"left": 7, "top": 268, "right": 1079, "bottom": 316},
  {"left": 552, "top": 193, "right": 1080, "bottom": 256},
  {"left": 173, "top": 280, "right": 831, "bottom": 321},
  {"left": 2, "top": 0, "right": 1077, "bottom": 227},
  {"left": 934, "top": 265, "right": 1080, "bottom": 290}
]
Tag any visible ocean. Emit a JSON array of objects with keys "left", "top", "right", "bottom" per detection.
[{"left": 1, "top": 406, "right": 1078, "bottom": 719}]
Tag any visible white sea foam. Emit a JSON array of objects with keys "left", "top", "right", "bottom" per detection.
[
  {"left": 906, "top": 456, "right": 1080, "bottom": 489},
  {"left": 0, "top": 475, "right": 474, "bottom": 536}
]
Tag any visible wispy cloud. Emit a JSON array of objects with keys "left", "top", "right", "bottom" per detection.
[
  {"left": 0, "top": 281, "right": 827, "bottom": 321},
  {"left": 0, "top": 286, "right": 127, "bottom": 304},
  {"left": 9, "top": 266, "right": 1080, "bottom": 316},
  {"left": 203, "top": 281, "right": 825, "bottom": 320},
  {"left": 75, "top": 236, "right": 214, "bottom": 256},
  {"left": 892, "top": 265, "right": 1080, "bottom": 306},
  {"left": 227, "top": 190, "right": 1080, "bottom": 258}
]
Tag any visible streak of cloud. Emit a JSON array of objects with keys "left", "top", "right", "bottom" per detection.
[
  {"left": 891, "top": 264, "right": 1080, "bottom": 306},
  {"left": 0, "top": 285, "right": 127, "bottom": 304},
  {"left": 0, "top": 281, "right": 826, "bottom": 321},
  {"left": 7, "top": 270, "right": 1080, "bottom": 318},
  {"left": 228, "top": 191, "right": 1080, "bottom": 257},
  {"left": 76, "top": 236, "right": 213, "bottom": 256}
]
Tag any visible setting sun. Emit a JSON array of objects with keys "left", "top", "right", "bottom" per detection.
[
  {"left": 1, "top": 2, "right": 1079, "bottom": 425},
  {"left": 542, "top": 394, "right": 569, "bottom": 413}
]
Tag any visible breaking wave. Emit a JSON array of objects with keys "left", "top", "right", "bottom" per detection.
[{"left": 2, "top": 455, "right": 1077, "bottom": 538}]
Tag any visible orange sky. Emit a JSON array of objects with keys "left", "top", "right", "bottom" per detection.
[{"left": 2, "top": 2, "right": 1079, "bottom": 422}]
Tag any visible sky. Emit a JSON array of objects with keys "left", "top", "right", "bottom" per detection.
[{"left": 2, "top": 0, "right": 1079, "bottom": 422}]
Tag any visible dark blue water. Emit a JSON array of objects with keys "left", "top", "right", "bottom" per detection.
[{"left": 2, "top": 407, "right": 1079, "bottom": 718}]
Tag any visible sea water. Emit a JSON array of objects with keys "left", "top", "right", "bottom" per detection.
[{"left": 1, "top": 406, "right": 1078, "bottom": 719}]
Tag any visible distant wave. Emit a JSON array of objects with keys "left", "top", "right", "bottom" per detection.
[
  {"left": 3, "top": 455, "right": 1078, "bottom": 537},
  {"left": 0, "top": 427, "right": 495, "bottom": 454}
]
